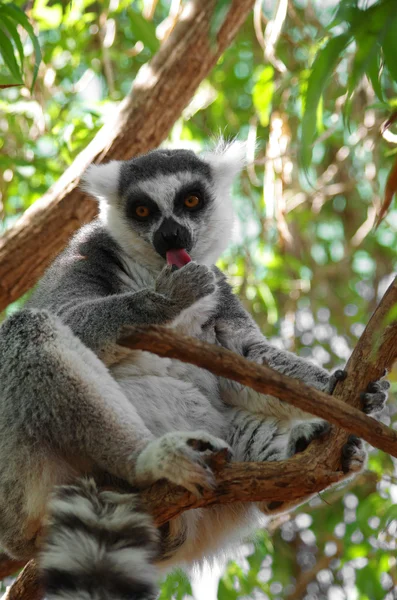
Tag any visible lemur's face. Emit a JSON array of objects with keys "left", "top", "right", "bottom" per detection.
[
  {"left": 82, "top": 142, "right": 245, "bottom": 268},
  {"left": 117, "top": 150, "right": 221, "bottom": 267}
]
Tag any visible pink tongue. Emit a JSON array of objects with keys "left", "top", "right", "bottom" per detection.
[{"left": 166, "top": 249, "right": 191, "bottom": 268}]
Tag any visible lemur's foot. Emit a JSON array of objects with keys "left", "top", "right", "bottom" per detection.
[
  {"left": 360, "top": 379, "right": 390, "bottom": 415},
  {"left": 135, "top": 431, "right": 232, "bottom": 496},
  {"left": 340, "top": 376, "right": 389, "bottom": 474},
  {"left": 341, "top": 435, "right": 366, "bottom": 473},
  {"left": 287, "top": 421, "right": 331, "bottom": 456}
]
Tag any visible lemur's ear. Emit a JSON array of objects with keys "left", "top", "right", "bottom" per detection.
[
  {"left": 203, "top": 139, "right": 247, "bottom": 188},
  {"left": 80, "top": 161, "right": 121, "bottom": 204}
]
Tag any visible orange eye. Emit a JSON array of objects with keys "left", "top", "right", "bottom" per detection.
[
  {"left": 135, "top": 206, "right": 150, "bottom": 218},
  {"left": 184, "top": 195, "right": 201, "bottom": 209}
]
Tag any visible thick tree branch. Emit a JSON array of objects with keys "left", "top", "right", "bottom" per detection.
[
  {"left": 4, "top": 562, "right": 43, "bottom": 600},
  {"left": 0, "top": 0, "right": 255, "bottom": 313}
]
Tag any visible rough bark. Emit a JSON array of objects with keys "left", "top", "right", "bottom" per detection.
[
  {"left": 1, "top": 278, "right": 396, "bottom": 595},
  {"left": 0, "top": 555, "right": 26, "bottom": 580},
  {"left": 4, "top": 562, "right": 43, "bottom": 600},
  {"left": 0, "top": 0, "right": 255, "bottom": 313}
]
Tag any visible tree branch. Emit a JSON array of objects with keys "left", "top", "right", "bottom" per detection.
[
  {"left": 0, "top": 0, "right": 255, "bottom": 313},
  {"left": 286, "top": 539, "right": 343, "bottom": 600},
  {"left": 0, "top": 555, "right": 27, "bottom": 580},
  {"left": 4, "top": 562, "right": 43, "bottom": 600},
  {"left": 1, "top": 278, "right": 396, "bottom": 597},
  {"left": 303, "top": 275, "right": 397, "bottom": 478},
  {"left": 118, "top": 282, "right": 397, "bottom": 458}
]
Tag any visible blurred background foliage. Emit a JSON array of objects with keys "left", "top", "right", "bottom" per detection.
[{"left": 0, "top": 0, "right": 397, "bottom": 598}]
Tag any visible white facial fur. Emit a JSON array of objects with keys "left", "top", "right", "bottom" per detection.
[
  {"left": 81, "top": 140, "right": 247, "bottom": 271},
  {"left": 81, "top": 160, "right": 121, "bottom": 204}
]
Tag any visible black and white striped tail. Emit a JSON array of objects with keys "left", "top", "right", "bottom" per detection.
[{"left": 41, "top": 478, "right": 159, "bottom": 600}]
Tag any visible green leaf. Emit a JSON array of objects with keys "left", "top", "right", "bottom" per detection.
[
  {"left": 1, "top": 3, "right": 42, "bottom": 90},
  {"left": 257, "top": 282, "right": 278, "bottom": 325},
  {"left": 0, "top": 13, "right": 24, "bottom": 75},
  {"left": 383, "top": 14, "right": 397, "bottom": 84},
  {"left": 127, "top": 9, "right": 159, "bottom": 54},
  {"left": 0, "top": 72, "right": 22, "bottom": 87},
  {"left": 343, "top": 33, "right": 381, "bottom": 121},
  {"left": 252, "top": 65, "right": 274, "bottom": 127},
  {"left": 300, "top": 33, "right": 351, "bottom": 170},
  {"left": 344, "top": 3, "right": 397, "bottom": 117},
  {"left": 328, "top": 0, "right": 359, "bottom": 29},
  {"left": 0, "top": 27, "right": 22, "bottom": 82},
  {"left": 366, "top": 51, "right": 384, "bottom": 102}
]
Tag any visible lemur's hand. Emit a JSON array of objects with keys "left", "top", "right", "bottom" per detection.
[
  {"left": 360, "top": 377, "right": 390, "bottom": 415},
  {"left": 326, "top": 370, "right": 389, "bottom": 414},
  {"left": 155, "top": 262, "right": 216, "bottom": 312}
]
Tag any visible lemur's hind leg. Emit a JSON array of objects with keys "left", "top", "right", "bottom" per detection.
[
  {"left": 0, "top": 309, "right": 155, "bottom": 480},
  {"left": 0, "top": 309, "right": 155, "bottom": 557}
]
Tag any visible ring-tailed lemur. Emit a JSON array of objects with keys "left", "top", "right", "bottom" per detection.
[{"left": 0, "top": 142, "right": 388, "bottom": 600}]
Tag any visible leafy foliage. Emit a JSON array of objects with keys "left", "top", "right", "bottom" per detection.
[
  {"left": 0, "top": 1, "right": 396, "bottom": 599},
  {"left": 0, "top": 1, "right": 41, "bottom": 89},
  {"left": 300, "top": 0, "right": 397, "bottom": 171}
]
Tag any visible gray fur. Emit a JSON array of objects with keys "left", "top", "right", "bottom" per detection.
[{"left": 0, "top": 143, "right": 388, "bottom": 596}]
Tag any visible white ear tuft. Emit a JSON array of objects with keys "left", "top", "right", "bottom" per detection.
[
  {"left": 80, "top": 161, "right": 121, "bottom": 204},
  {"left": 203, "top": 139, "right": 248, "bottom": 187}
]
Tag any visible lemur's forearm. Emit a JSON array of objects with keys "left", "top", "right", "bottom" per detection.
[
  {"left": 56, "top": 291, "right": 176, "bottom": 352},
  {"left": 215, "top": 274, "right": 331, "bottom": 390}
]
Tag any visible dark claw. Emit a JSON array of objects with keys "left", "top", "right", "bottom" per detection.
[
  {"left": 334, "top": 369, "right": 347, "bottom": 381},
  {"left": 187, "top": 439, "right": 215, "bottom": 452},
  {"left": 360, "top": 379, "right": 389, "bottom": 415},
  {"left": 267, "top": 501, "right": 284, "bottom": 512},
  {"left": 341, "top": 435, "right": 364, "bottom": 473},
  {"left": 294, "top": 437, "right": 310, "bottom": 454},
  {"left": 290, "top": 422, "right": 331, "bottom": 456},
  {"left": 328, "top": 369, "right": 347, "bottom": 393},
  {"left": 366, "top": 381, "right": 379, "bottom": 393}
]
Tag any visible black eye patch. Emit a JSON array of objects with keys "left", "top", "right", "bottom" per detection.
[
  {"left": 126, "top": 193, "right": 161, "bottom": 224},
  {"left": 173, "top": 182, "right": 211, "bottom": 217}
]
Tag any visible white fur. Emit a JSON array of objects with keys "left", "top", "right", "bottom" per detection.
[
  {"left": 203, "top": 139, "right": 247, "bottom": 189},
  {"left": 196, "top": 140, "right": 247, "bottom": 265},
  {"left": 49, "top": 495, "right": 98, "bottom": 522},
  {"left": 171, "top": 292, "right": 219, "bottom": 337},
  {"left": 100, "top": 199, "right": 166, "bottom": 271},
  {"left": 81, "top": 161, "right": 121, "bottom": 204}
]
